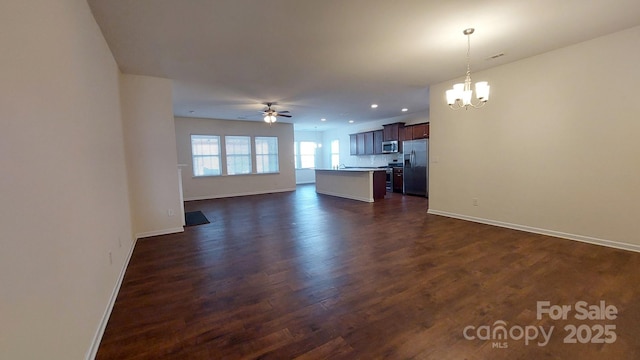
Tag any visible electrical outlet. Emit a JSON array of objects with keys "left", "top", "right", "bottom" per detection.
[
  {"left": 108, "top": 251, "right": 113, "bottom": 265},
  {"left": 167, "top": 209, "right": 175, "bottom": 216},
  {"left": 473, "top": 198, "right": 479, "bottom": 206}
]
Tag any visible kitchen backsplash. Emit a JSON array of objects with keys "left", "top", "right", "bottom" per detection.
[{"left": 347, "top": 153, "right": 400, "bottom": 168}]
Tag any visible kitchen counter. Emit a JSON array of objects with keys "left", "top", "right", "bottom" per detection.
[
  {"left": 316, "top": 168, "right": 382, "bottom": 172},
  {"left": 315, "top": 168, "right": 386, "bottom": 202}
]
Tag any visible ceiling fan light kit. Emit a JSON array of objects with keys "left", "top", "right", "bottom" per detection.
[
  {"left": 446, "top": 28, "right": 490, "bottom": 110},
  {"left": 262, "top": 102, "right": 292, "bottom": 125}
]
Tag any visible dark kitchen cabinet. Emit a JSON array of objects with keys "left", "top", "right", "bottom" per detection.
[
  {"left": 405, "top": 125, "right": 414, "bottom": 140},
  {"left": 412, "top": 123, "right": 429, "bottom": 139},
  {"left": 373, "top": 130, "right": 383, "bottom": 154},
  {"left": 351, "top": 128, "right": 397, "bottom": 156},
  {"left": 406, "top": 123, "right": 429, "bottom": 140},
  {"left": 356, "top": 133, "right": 365, "bottom": 154},
  {"left": 383, "top": 122, "right": 405, "bottom": 141},
  {"left": 364, "top": 131, "right": 374, "bottom": 155},
  {"left": 373, "top": 170, "right": 387, "bottom": 200},
  {"left": 349, "top": 134, "right": 357, "bottom": 155},
  {"left": 393, "top": 168, "right": 403, "bottom": 193},
  {"left": 404, "top": 125, "right": 412, "bottom": 140}
]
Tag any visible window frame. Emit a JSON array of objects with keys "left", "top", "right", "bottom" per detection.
[
  {"left": 294, "top": 141, "right": 318, "bottom": 169},
  {"left": 225, "top": 135, "right": 252, "bottom": 175},
  {"left": 255, "top": 136, "right": 279, "bottom": 174},
  {"left": 190, "top": 134, "right": 222, "bottom": 177},
  {"left": 330, "top": 139, "right": 340, "bottom": 168}
]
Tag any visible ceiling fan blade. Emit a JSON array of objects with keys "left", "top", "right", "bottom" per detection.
[
  {"left": 277, "top": 114, "right": 292, "bottom": 118},
  {"left": 277, "top": 110, "right": 290, "bottom": 114}
]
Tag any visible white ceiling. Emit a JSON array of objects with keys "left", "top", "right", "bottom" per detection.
[{"left": 88, "top": 0, "right": 640, "bottom": 131}]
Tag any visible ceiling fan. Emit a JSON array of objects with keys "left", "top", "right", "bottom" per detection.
[{"left": 262, "top": 102, "right": 291, "bottom": 124}]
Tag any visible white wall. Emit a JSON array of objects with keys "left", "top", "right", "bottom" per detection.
[
  {"left": 175, "top": 117, "right": 296, "bottom": 200},
  {"left": 429, "top": 26, "right": 640, "bottom": 250},
  {"left": 0, "top": 0, "right": 134, "bottom": 358},
  {"left": 120, "top": 74, "right": 184, "bottom": 239}
]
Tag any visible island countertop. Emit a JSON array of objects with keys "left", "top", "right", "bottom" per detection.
[{"left": 315, "top": 168, "right": 386, "bottom": 172}]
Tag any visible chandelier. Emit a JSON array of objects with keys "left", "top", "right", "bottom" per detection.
[{"left": 446, "top": 28, "right": 490, "bottom": 110}]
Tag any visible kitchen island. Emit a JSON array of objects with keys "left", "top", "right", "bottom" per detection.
[{"left": 315, "top": 168, "right": 387, "bottom": 202}]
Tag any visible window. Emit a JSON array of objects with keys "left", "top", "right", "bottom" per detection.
[
  {"left": 225, "top": 136, "right": 251, "bottom": 175},
  {"left": 191, "top": 135, "right": 221, "bottom": 176},
  {"left": 300, "top": 142, "right": 317, "bottom": 168},
  {"left": 255, "top": 137, "right": 279, "bottom": 173},
  {"left": 331, "top": 140, "right": 339, "bottom": 168},
  {"left": 294, "top": 141, "right": 317, "bottom": 169}
]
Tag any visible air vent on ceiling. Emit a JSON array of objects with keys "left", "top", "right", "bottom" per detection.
[{"left": 487, "top": 52, "right": 505, "bottom": 60}]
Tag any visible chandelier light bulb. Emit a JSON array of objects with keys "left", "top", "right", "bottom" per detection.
[
  {"left": 446, "top": 89, "right": 456, "bottom": 105},
  {"left": 475, "top": 81, "right": 490, "bottom": 101}
]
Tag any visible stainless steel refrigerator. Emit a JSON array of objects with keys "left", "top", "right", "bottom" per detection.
[{"left": 403, "top": 139, "right": 428, "bottom": 197}]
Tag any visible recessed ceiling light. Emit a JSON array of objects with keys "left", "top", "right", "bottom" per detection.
[
  {"left": 401, "top": 108, "right": 408, "bottom": 112},
  {"left": 321, "top": 118, "right": 326, "bottom": 121},
  {"left": 348, "top": 120, "right": 354, "bottom": 123},
  {"left": 371, "top": 104, "right": 378, "bottom": 108}
]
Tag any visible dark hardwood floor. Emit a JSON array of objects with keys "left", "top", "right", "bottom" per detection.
[{"left": 97, "top": 185, "right": 640, "bottom": 359}]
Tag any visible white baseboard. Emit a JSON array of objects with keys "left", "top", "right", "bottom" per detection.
[
  {"left": 85, "top": 237, "right": 137, "bottom": 360},
  {"left": 135, "top": 227, "right": 184, "bottom": 240},
  {"left": 427, "top": 209, "right": 640, "bottom": 253},
  {"left": 184, "top": 187, "right": 296, "bottom": 202}
]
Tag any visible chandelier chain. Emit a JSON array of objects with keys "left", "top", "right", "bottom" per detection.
[{"left": 465, "top": 33, "right": 472, "bottom": 90}]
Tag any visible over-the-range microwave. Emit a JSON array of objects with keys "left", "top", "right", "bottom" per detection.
[{"left": 382, "top": 140, "right": 399, "bottom": 153}]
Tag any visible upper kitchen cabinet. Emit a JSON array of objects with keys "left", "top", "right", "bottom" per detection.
[
  {"left": 356, "top": 133, "right": 365, "bottom": 155},
  {"left": 364, "top": 131, "right": 374, "bottom": 155},
  {"left": 405, "top": 123, "right": 429, "bottom": 140},
  {"left": 350, "top": 128, "right": 396, "bottom": 155},
  {"left": 350, "top": 130, "right": 382, "bottom": 155},
  {"left": 413, "top": 123, "right": 429, "bottom": 139},
  {"left": 382, "top": 122, "right": 405, "bottom": 141},
  {"left": 350, "top": 134, "right": 358, "bottom": 155},
  {"left": 373, "top": 130, "right": 383, "bottom": 154}
]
